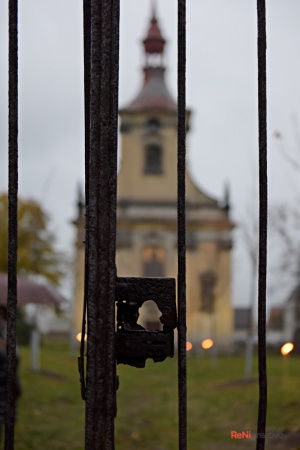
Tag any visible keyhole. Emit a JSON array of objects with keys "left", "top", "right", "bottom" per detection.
[{"left": 137, "top": 300, "right": 162, "bottom": 331}]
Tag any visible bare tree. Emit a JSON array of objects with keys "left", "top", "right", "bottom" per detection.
[
  {"left": 270, "top": 126, "right": 300, "bottom": 292},
  {"left": 268, "top": 126, "right": 300, "bottom": 352}
]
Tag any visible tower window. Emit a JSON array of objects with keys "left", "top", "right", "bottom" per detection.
[
  {"left": 147, "top": 118, "right": 160, "bottom": 132},
  {"left": 144, "top": 143, "right": 163, "bottom": 174}
]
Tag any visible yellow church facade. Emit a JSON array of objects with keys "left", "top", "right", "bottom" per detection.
[{"left": 73, "top": 11, "right": 234, "bottom": 352}]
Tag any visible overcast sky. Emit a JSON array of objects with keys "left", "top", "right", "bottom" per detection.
[{"left": 1, "top": 0, "right": 300, "bottom": 308}]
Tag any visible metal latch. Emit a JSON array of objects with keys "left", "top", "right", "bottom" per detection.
[{"left": 115, "top": 277, "right": 177, "bottom": 368}]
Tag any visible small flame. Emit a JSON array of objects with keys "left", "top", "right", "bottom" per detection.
[
  {"left": 76, "top": 332, "right": 87, "bottom": 343},
  {"left": 281, "top": 342, "right": 294, "bottom": 356},
  {"left": 201, "top": 338, "right": 214, "bottom": 350},
  {"left": 186, "top": 341, "right": 193, "bottom": 351}
]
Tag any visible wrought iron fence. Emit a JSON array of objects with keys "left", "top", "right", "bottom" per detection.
[{"left": 5, "top": 1, "right": 267, "bottom": 449}]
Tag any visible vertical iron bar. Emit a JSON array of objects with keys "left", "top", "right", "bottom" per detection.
[
  {"left": 85, "top": 0, "right": 119, "bottom": 448},
  {"left": 78, "top": 0, "right": 91, "bottom": 402},
  {"left": 6, "top": 1, "right": 18, "bottom": 449},
  {"left": 83, "top": 0, "right": 91, "bottom": 210},
  {"left": 108, "top": 0, "right": 120, "bottom": 424},
  {"left": 177, "top": 0, "right": 187, "bottom": 449},
  {"left": 256, "top": 1, "right": 268, "bottom": 449}
]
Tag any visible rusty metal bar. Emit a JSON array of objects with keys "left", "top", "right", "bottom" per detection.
[
  {"left": 78, "top": 0, "right": 91, "bottom": 402},
  {"left": 84, "top": 0, "right": 119, "bottom": 448},
  {"left": 256, "top": 1, "right": 268, "bottom": 449},
  {"left": 5, "top": 1, "right": 18, "bottom": 449},
  {"left": 177, "top": 0, "right": 187, "bottom": 449},
  {"left": 107, "top": 0, "right": 120, "bottom": 428},
  {"left": 83, "top": 0, "right": 91, "bottom": 210}
]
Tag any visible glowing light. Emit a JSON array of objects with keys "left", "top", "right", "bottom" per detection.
[
  {"left": 76, "top": 332, "right": 87, "bottom": 342},
  {"left": 186, "top": 341, "right": 193, "bottom": 351},
  {"left": 281, "top": 342, "right": 294, "bottom": 356},
  {"left": 201, "top": 338, "right": 214, "bottom": 350}
]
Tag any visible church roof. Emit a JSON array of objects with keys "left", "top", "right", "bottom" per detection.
[{"left": 126, "top": 67, "right": 177, "bottom": 112}]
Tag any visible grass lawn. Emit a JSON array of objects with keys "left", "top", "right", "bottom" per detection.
[{"left": 7, "top": 339, "right": 300, "bottom": 450}]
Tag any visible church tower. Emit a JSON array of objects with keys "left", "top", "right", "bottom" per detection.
[
  {"left": 116, "top": 10, "right": 234, "bottom": 349},
  {"left": 73, "top": 8, "right": 234, "bottom": 351}
]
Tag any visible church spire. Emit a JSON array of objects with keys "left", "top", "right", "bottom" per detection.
[
  {"left": 223, "top": 182, "right": 231, "bottom": 215},
  {"left": 122, "top": 6, "right": 176, "bottom": 113},
  {"left": 151, "top": 0, "right": 157, "bottom": 20},
  {"left": 76, "top": 183, "right": 85, "bottom": 219},
  {"left": 143, "top": 4, "right": 165, "bottom": 66}
]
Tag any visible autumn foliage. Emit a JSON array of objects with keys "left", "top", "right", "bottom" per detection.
[{"left": 0, "top": 193, "right": 65, "bottom": 285}]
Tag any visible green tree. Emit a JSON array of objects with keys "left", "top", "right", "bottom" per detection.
[{"left": 0, "top": 193, "right": 65, "bottom": 285}]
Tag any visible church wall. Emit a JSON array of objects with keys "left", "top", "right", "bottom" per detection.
[
  {"left": 214, "top": 246, "right": 233, "bottom": 346},
  {"left": 186, "top": 239, "right": 233, "bottom": 351},
  {"left": 72, "top": 223, "right": 233, "bottom": 350},
  {"left": 116, "top": 224, "right": 233, "bottom": 351},
  {"left": 116, "top": 226, "right": 177, "bottom": 278}
]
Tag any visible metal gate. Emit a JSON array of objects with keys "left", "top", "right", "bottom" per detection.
[{"left": 5, "top": 1, "right": 268, "bottom": 449}]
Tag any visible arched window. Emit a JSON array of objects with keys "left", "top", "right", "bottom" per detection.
[
  {"left": 143, "top": 247, "right": 165, "bottom": 277},
  {"left": 144, "top": 143, "right": 163, "bottom": 174}
]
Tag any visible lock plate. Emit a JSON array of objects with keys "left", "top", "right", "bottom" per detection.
[{"left": 115, "top": 277, "right": 177, "bottom": 368}]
